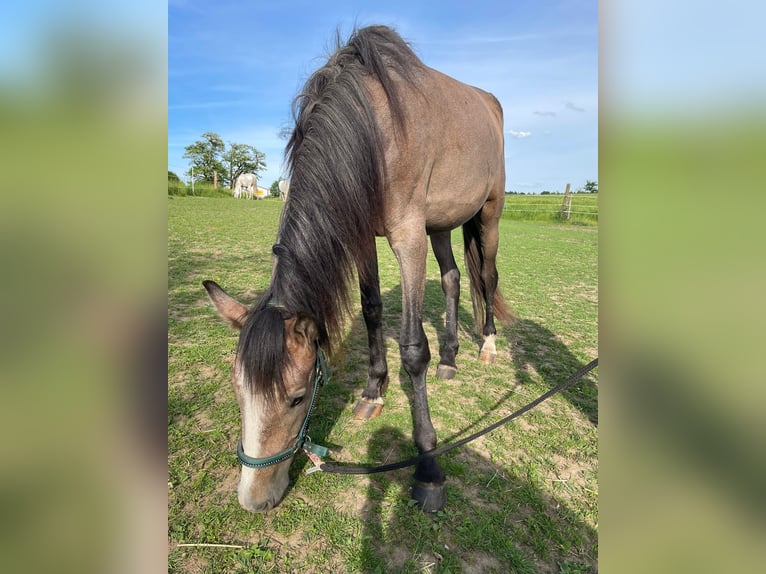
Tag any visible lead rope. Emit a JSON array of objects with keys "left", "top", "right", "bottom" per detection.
[{"left": 305, "top": 357, "right": 598, "bottom": 475}]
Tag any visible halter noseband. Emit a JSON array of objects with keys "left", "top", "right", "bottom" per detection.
[{"left": 236, "top": 348, "right": 329, "bottom": 469}]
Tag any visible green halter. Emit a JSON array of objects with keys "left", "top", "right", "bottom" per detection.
[{"left": 237, "top": 348, "right": 329, "bottom": 469}]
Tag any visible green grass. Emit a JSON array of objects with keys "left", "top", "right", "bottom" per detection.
[
  {"left": 502, "top": 194, "right": 598, "bottom": 226},
  {"left": 169, "top": 180, "right": 236, "bottom": 198},
  {"left": 169, "top": 196, "right": 598, "bottom": 573}
]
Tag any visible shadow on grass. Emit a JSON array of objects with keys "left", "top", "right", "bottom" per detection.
[
  {"left": 508, "top": 319, "right": 598, "bottom": 425},
  {"left": 278, "top": 274, "right": 598, "bottom": 572},
  {"left": 172, "top": 232, "right": 597, "bottom": 571},
  {"left": 355, "top": 426, "right": 596, "bottom": 573},
  {"left": 308, "top": 279, "right": 597, "bottom": 571},
  {"left": 367, "top": 279, "right": 597, "bottom": 428}
]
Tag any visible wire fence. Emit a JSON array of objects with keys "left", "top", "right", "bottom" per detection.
[
  {"left": 501, "top": 193, "right": 599, "bottom": 224},
  {"left": 503, "top": 208, "right": 599, "bottom": 216}
]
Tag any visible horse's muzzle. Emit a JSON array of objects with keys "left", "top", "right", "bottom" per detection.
[{"left": 238, "top": 495, "right": 278, "bottom": 513}]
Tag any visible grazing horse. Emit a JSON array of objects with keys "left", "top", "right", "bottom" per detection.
[
  {"left": 233, "top": 173, "right": 257, "bottom": 199},
  {"left": 204, "top": 26, "right": 510, "bottom": 513},
  {"left": 278, "top": 179, "right": 289, "bottom": 201}
]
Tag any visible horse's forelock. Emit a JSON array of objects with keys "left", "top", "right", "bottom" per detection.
[{"left": 237, "top": 306, "right": 288, "bottom": 404}]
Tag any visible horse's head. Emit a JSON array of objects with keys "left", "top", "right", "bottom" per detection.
[{"left": 203, "top": 280, "right": 319, "bottom": 512}]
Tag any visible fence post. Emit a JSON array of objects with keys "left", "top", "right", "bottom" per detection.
[{"left": 560, "top": 183, "right": 572, "bottom": 220}]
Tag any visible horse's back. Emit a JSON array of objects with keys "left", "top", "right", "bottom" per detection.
[
  {"left": 239, "top": 173, "right": 256, "bottom": 186},
  {"left": 378, "top": 66, "right": 505, "bottom": 233}
]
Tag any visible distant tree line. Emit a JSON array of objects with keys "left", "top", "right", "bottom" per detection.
[
  {"left": 182, "top": 132, "right": 266, "bottom": 188},
  {"left": 506, "top": 180, "right": 598, "bottom": 195}
]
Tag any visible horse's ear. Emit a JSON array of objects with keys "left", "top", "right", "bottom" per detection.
[
  {"left": 202, "top": 280, "right": 248, "bottom": 330},
  {"left": 286, "top": 313, "right": 318, "bottom": 350}
]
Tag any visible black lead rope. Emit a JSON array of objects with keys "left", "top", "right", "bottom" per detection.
[{"left": 315, "top": 358, "right": 598, "bottom": 475}]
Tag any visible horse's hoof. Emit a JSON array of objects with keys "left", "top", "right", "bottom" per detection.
[
  {"left": 479, "top": 334, "right": 497, "bottom": 364},
  {"left": 352, "top": 397, "right": 384, "bottom": 420},
  {"left": 435, "top": 364, "right": 457, "bottom": 380},
  {"left": 411, "top": 480, "right": 446, "bottom": 513}
]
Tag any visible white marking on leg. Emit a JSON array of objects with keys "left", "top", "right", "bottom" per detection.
[
  {"left": 480, "top": 334, "right": 497, "bottom": 364},
  {"left": 482, "top": 334, "right": 496, "bottom": 355}
]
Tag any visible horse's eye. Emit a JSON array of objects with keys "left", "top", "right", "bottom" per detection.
[{"left": 290, "top": 396, "right": 304, "bottom": 408}]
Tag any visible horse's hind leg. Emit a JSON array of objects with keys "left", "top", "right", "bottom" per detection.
[
  {"left": 463, "top": 201, "right": 506, "bottom": 364},
  {"left": 352, "top": 239, "right": 389, "bottom": 420},
  {"left": 477, "top": 203, "right": 503, "bottom": 364},
  {"left": 430, "top": 231, "right": 460, "bottom": 380}
]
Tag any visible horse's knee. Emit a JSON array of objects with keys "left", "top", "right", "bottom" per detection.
[{"left": 400, "top": 340, "right": 430, "bottom": 376}]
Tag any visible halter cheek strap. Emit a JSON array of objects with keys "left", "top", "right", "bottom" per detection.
[{"left": 236, "top": 348, "right": 329, "bottom": 469}]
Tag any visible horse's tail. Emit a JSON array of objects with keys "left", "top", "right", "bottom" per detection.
[{"left": 462, "top": 217, "right": 514, "bottom": 335}]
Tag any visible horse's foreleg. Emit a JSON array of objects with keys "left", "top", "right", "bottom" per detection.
[
  {"left": 430, "top": 232, "right": 460, "bottom": 379},
  {"left": 352, "top": 241, "right": 388, "bottom": 420},
  {"left": 392, "top": 232, "right": 446, "bottom": 512},
  {"left": 402, "top": 318, "right": 447, "bottom": 512}
]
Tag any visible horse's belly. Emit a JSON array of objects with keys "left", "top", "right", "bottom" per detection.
[{"left": 424, "top": 195, "right": 488, "bottom": 232}]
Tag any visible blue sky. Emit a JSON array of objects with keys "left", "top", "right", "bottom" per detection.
[{"left": 169, "top": 0, "right": 597, "bottom": 193}]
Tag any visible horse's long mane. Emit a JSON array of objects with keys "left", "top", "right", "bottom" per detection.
[{"left": 238, "top": 26, "right": 424, "bottom": 401}]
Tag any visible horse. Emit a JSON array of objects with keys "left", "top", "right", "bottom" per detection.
[
  {"left": 233, "top": 173, "right": 257, "bottom": 199},
  {"left": 204, "top": 25, "right": 510, "bottom": 513},
  {"left": 278, "top": 179, "right": 289, "bottom": 201}
]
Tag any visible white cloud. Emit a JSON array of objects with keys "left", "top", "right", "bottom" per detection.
[
  {"left": 507, "top": 130, "right": 532, "bottom": 139},
  {"left": 534, "top": 110, "right": 557, "bottom": 117},
  {"left": 565, "top": 101, "right": 586, "bottom": 113}
]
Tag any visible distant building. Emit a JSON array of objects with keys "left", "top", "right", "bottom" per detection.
[{"left": 254, "top": 186, "right": 269, "bottom": 199}]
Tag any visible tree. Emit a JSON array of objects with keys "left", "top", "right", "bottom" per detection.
[
  {"left": 269, "top": 180, "right": 282, "bottom": 198},
  {"left": 183, "top": 132, "right": 225, "bottom": 183},
  {"left": 183, "top": 132, "right": 267, "bottom": 188},
  {"left": 221, "top": 143, "right": 266, "bottom": 188},
  {"left": 583, "top": 180, "right": 598, "bottom": 193}
]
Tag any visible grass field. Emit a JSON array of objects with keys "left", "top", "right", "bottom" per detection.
[
  {"left": 502, "top": 194, "right": 598, "bottom": 226},
  {"left": 168, "top": 180, "right": 239, "bottom": 199},
  {"left": 168, "top": 196, "right": 598, "bottom": 573}
]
